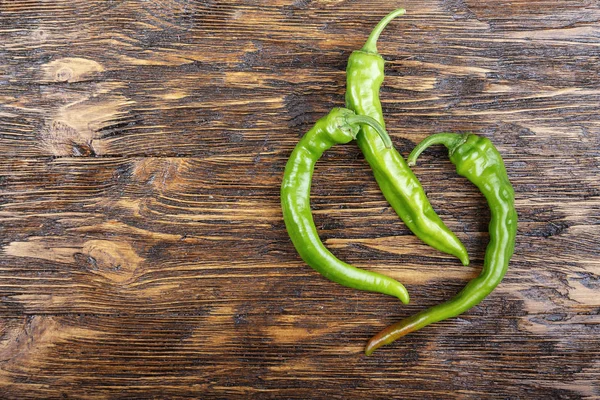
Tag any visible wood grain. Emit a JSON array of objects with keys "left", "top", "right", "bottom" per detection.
[{"left": 1, "top": 0, "right": 599, "bottom": 398}]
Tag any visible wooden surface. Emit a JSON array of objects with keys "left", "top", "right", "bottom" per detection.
[{"left": 1, "top": 1, "right": 599, "bottom": 398}]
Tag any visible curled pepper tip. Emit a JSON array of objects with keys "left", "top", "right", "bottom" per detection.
[
  {"left": 364, "top": 338, "right": 386, "bottom": 356},
  {"left": 364, "top": 334, "right": 381, "bottom": 356},
  {"left": 398, "top": 287, "right": 410, "bottom": 305},
  {"left": 364, "top": 330, "right": 393, "bottom": 356},
  {"left": 364, "top": 340, "right": 381, "bottom": 356}
]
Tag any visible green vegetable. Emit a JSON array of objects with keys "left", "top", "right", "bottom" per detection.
[
  {"left": 365, "top": 133, "right": 517, "bottom": 355},
  {"left": 281, "top": 108, "right": 409, "bottom": 303},
  {"left": 346, "top": 9, "right": 470, "bottom": 266}
]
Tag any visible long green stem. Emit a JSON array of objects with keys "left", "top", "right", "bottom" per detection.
[
  {"left": 346, "top": 115, "right": 392, "bottom": 148},
  {"left": 361, "top": 8, "right": 406, "bottom": 54},
  {"left": 407, "top": 133, "right": 467, "bottom": 166}
]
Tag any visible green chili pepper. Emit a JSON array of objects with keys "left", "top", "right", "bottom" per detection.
[
  {"left": 281, "top": 107, "right": 410, "bottom": 303},
  {"left": 345, "top": 9, "right": 470, "bottom": 266},
  {"left": 364, "top": 133, "right": 517, "bottom": 355}
]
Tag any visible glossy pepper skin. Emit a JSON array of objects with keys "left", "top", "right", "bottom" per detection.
[
  {"left": 365, "top": 133, "right": 517, "bottom": 355},
  {"left": 281, "top": 108, "right": 410, "bottom": 304},
  {"left": 346, "top": 9, "right": 469, "bottom": 266}
]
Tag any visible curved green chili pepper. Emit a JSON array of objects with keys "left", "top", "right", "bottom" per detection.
[
  {"left": 281, "top": 107, "right": 410, "bottom": 303},
  {"left": 364, "top": 133, "right": 517, "bottom": 355},
  {"left": 346, "top": 9, "right": 470, "bottom": 266}
]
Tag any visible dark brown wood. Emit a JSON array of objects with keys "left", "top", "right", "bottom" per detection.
[{"left": 1, "top": 1, "right": 599, "bottom": 398}]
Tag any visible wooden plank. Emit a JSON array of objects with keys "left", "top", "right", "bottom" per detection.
[{"left": 1, "top": 1, "right": 599, "bottom": 157}]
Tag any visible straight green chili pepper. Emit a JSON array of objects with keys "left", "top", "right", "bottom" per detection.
[
  {"left": 346, "top": 9, "right": 470, "bottom": 266},
  {"left": 364, "top": 133, "right": 517, "bottom": 355},
  {"left": 281, "top": 107, "right": 410, "bottom": 303}
]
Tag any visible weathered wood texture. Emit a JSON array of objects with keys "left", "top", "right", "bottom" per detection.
[{"left": 1, "top": 0, "right": 599, "bottom": 398}]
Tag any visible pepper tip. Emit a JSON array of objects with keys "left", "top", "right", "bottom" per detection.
[
  {"left": 400, "top": 293, "right": 410, "bottom": 305},
  {"left": 364, "top": 340, "right": 377, "bottom": 356}
]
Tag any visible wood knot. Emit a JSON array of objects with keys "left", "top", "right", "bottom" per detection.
[
  {"left": 31, "top": 28, "right": 48, "bottom": 41},
  {"left": 0, "top": 316, "right": 59, "bottom": 365},
  {"left": 38, "top": 97, "right": 129, "bottom": 156},
  {"left": 41, "top": 57, "right": 104, "bottom": 83},
  {"left": 55, "top": 67, "right": 74, "bottom": 83},
  {"left": 80, "top": 240, "right": 144, "bottom": 284},
  {"left": 39, "top": 120, "right": 96, "bottom": 156}
]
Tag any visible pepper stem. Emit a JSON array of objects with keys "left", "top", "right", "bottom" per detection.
[
  {"left": 361, "top": 8, "right": 406, "bottom": 54},
  {"left": 346, "top": 115, "right": 392, "bottom": 149},
  {"left": 407, "top": 133, "right": 466, "bottom": 166}
]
